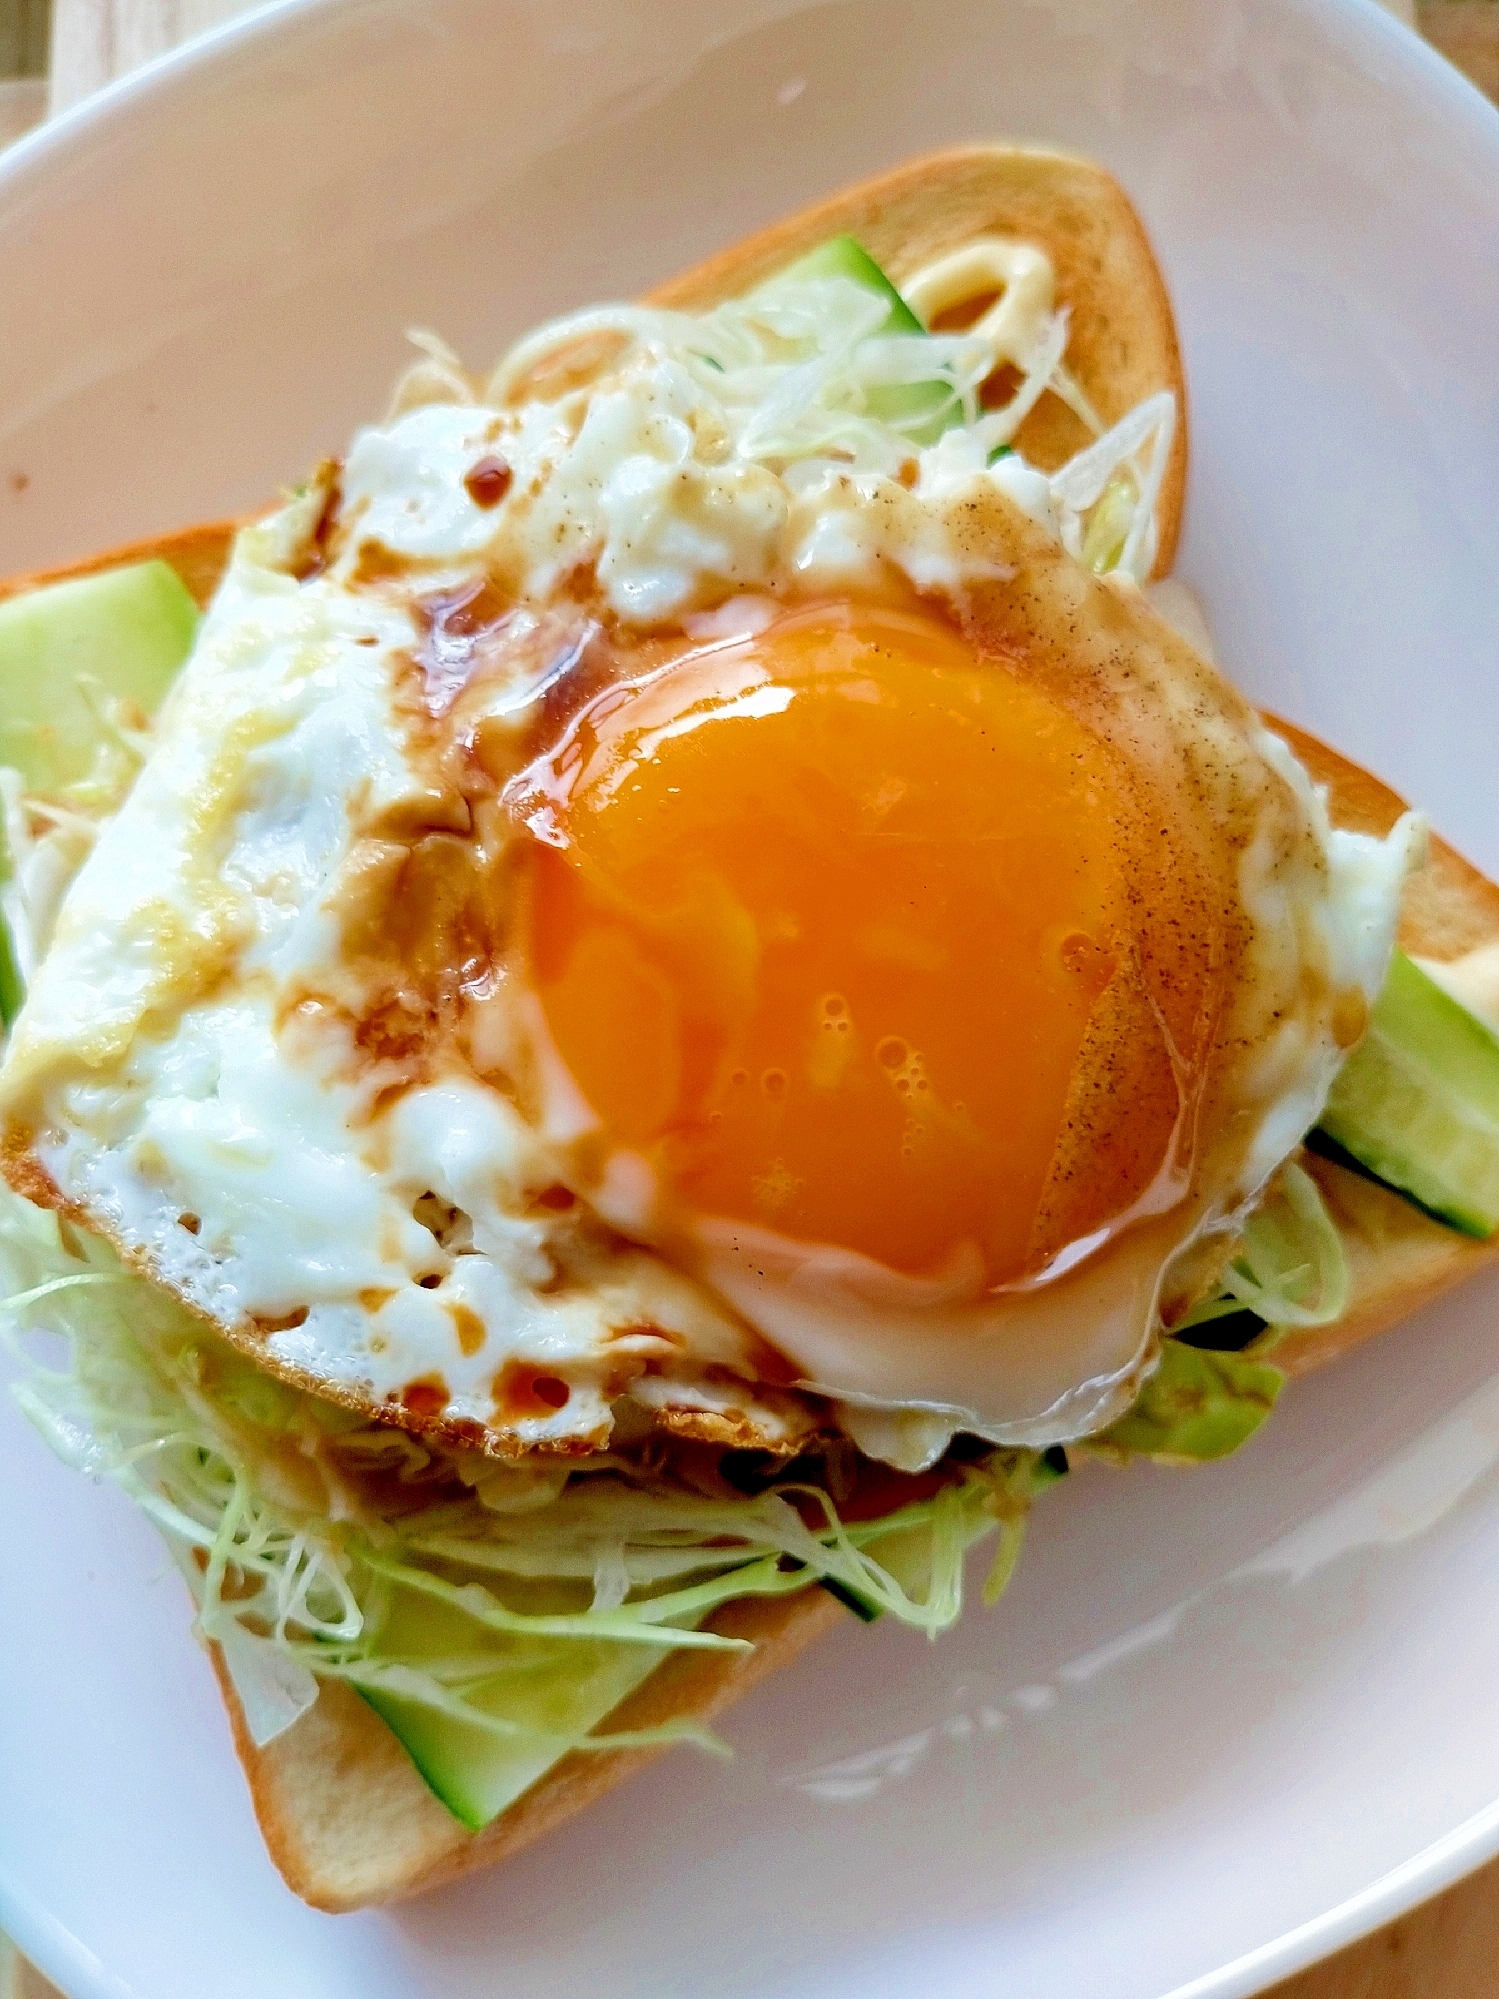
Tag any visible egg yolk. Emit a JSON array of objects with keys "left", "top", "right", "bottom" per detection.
[{"left": 514, "top": 602, "right": 1180, "bottom": 1286}]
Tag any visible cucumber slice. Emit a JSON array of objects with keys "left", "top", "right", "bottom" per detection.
[
  {"left": 770, "top": 233, "right": 958, "bottom": 446},
  {"left": 0, "top": 556, "right": 201, "bottom": 1029},
  {"left": 1173, "top": 1306, "right": 1267, "bottom": 1354},
  {"left": 775, "top": 234, "right": 926, "bottom": 334},
  {"left": 1313, "top": 950, "right": 1499, "bottom": 1239},
  {"left": 358, "top": 1493, "right": 976, "bottom": 1823},
  {"left": 1035, "top": 1443, "right": 1070, "bottom": 1485},
  {"left": 0, "top": 559, "right": 199, "bottom": 796},
  {"left": 0, "top": 905, "right": 21, "bottom": 1029},
  {"left": 0, "top": 813, "right": 20, "bottom": 1028},
  {"left": 819, "top": 1575, "right": 882, "bottom": 1622},
  {"left": 355, "top": 1580, "right": 698, "bottom": 1831}
]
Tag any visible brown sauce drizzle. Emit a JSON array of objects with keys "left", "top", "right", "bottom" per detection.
[
  {"left": 291, "top": 464, "right": 343, "bottom": 582},
  {"left": 349, "top": 540, "right": 405, "bottom": 586},
  {"left": 493, "top": 1360, "right": 571, "bottom": 1419},
  {"left": 399, "top": 1374, "right": 451, "bottom": 1422},
  {"left": 307, "top": 597, "right": 634, "bottom": 1103},
  {"left": 250, "top": 1305, "right": 310, "bottom": 1335},
  {"left": 519, "top": 620, "right": 708, "bottom": 762},
  {"left": 414, "top": 576, "right": 528, "bottom": 715},
  {"left": 531, "top": 1182, "right": 577, "bottom": 1212},
  {"left": 464, "top": 455, "right": 514, "bottom": 508},
  {"left": 447, "top": 1300, "right": 487, "bottom": 1357}
]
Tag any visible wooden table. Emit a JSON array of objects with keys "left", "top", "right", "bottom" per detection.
[{"left": 1, "top": 1, "right": 1497, "bottom": 1994}]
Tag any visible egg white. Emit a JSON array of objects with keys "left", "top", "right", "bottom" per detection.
[{"left": 0, "top": 344, "right": 1418, "bottom": 1465}]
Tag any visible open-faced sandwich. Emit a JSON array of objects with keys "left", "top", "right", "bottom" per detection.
[{"left": 2, "top": 145, "right": 1497, "bottom": 1912}]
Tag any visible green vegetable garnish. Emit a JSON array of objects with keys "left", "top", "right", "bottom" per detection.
[
  {"left": 1312, "top": 950, "right": 1499, "bottom": 1239},
  {"left": 774, "top": 234, "right": 925, "bottom": 334},
  {"left": 768, "top": 233, "right": 963, "bottom": 446},
  {"left": 0, "top": 555, "right": 203, "bottom": 1037},
  {"left": 0, "top": 558, "right": 198, "bottom": 796},
  {"left": 0, "top": 907, "right": 22, "bottom": 1029},
  {"left": 0, "top": 814, "right": 21, "bottom": 1029},
  {"left": 819, "top": 1575, "right": 884, "bottom": 1623},
  {"left": 0, "top": 1186, "right": 1042, "bottom": 1829},
  {"left": 1172, "top": 1159, "right": 1349, "bottom": 1347},
  {"left": 1097, "top": 1341, "right": 1284, "bottom": 1463}
]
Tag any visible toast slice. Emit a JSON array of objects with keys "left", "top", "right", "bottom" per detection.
[
  {"left": 11, "top": 548, "right": 1497, "bottom": 1917},
  {"left": 0, "top": 520, "right": 240, "bottom": 614},
  {"left": 5, "top": 157, "right": 1494, "bottom": 1914}
]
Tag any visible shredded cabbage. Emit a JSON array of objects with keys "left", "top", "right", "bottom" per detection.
[
  {"left": 0, "top": 1185, "right": 1041, "bottom": 1765},
  {"left": 1175, "top": 1159, "right": 1350, "bottom": 1347},
  {"left": 450, "top": 255, "right": 1175, "bottom": 585},
  {"left": 1086, "top": 1161, "right": 1348, "bottom": 1465}
]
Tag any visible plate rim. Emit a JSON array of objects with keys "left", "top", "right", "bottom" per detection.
[{"left": 3, "top": 0, "right": 1499, "bottom": 1992}]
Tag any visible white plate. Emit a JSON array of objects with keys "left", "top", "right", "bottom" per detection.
[{"left": 3, "top": 1, "right": 1499, "bottom": 1994}]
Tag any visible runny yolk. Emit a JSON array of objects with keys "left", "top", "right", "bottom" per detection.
[{"left": 513, "top": 601, "right": 1178, "bottom": 1286}]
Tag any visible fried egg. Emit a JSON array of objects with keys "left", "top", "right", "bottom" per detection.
[{"left": 0, "top": 314, "right": 1418, "bottom": 1471}]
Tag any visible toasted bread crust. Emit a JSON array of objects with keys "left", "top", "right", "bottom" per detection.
[
  {"left": 650, "top": 145, "right": 1187, "bottom": 576},
  {"left": 211, "top": 1585, "right": 843, "bottom": 1913},
  {"left": 0, "top": 520, "right": 240, "bottom": 612},
  {"left": 7, "top": 164, "right": 1495, "bottom": 1917},
  {"left": 1270, "top": 714, "right": 1499, "bottom": 964},
  {"left": 1264, "top": 714, "right": 1499, "bottom": 1377}
]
